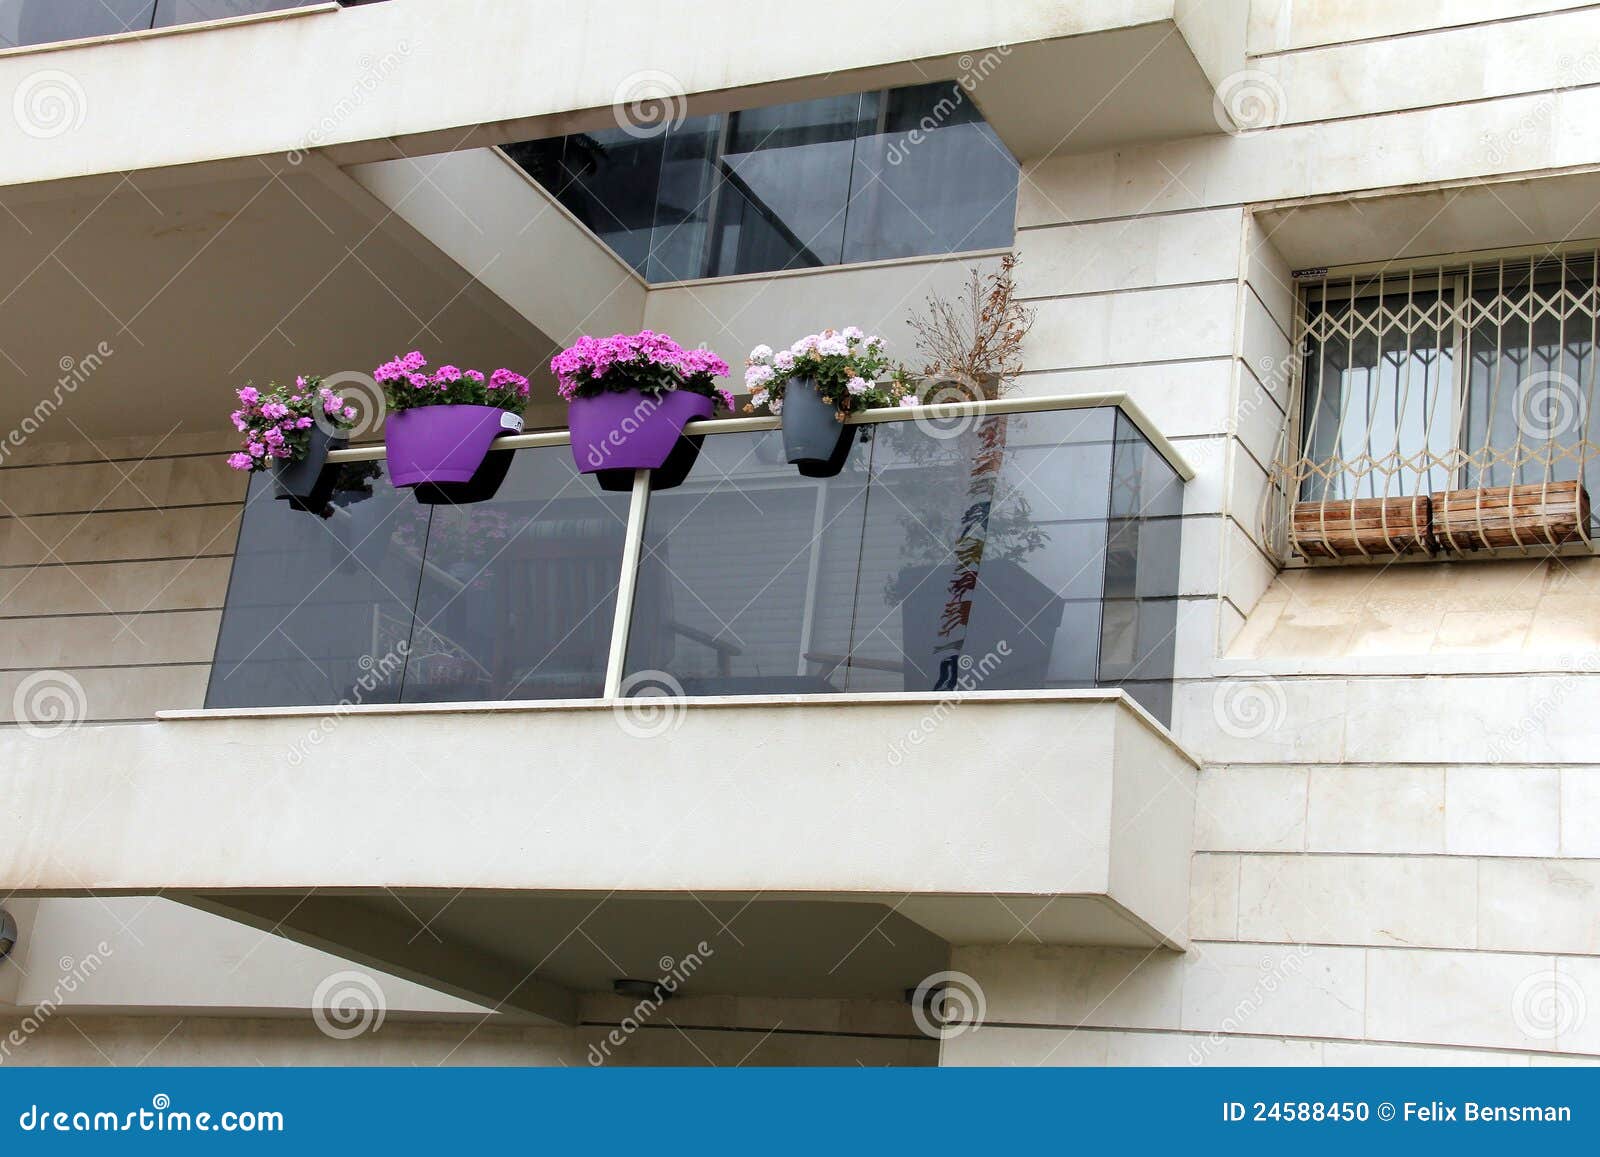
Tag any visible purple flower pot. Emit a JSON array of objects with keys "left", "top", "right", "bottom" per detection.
[
  {"left": 385, "top": 404, "right": 524, "bottom": 488},
  {"left": 568, "top": 389, "right": 713, "bottom": 477}
]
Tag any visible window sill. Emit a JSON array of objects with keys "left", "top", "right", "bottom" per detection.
[{"left": 0, "top": 2, "right": 339, "bottom": 61}]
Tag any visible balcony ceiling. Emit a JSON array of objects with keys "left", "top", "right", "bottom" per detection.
[{"left": 0, "top": 159, "right": 551, "bottom": 442}]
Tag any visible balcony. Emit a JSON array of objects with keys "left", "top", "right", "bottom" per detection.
[
  {"left": 206, "top": 396, "right": 1187, "bottom": 722},
  {"left": 0, "top": 396, "right": 1198, "bottom": 1018}
]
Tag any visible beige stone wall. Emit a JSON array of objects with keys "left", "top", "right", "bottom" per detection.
[
  {"left": 946, "top": 0, "right": 1600, "bottom": 1067},
  {"left": 0, "top": 433, "right": 243, "bottom": 722}
]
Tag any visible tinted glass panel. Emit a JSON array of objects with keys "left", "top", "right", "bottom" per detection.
[
  {"left": 206, "top": 464, "right": 420, "bottom": 709},
  {"left": 1101, "top": 412, "right": 1183, "bottom": 722},
  {"left": 624, "top": 428, "right": 873, "bottom": 694},
  {"left": 400, "top": 449, "right": 631, "bottom": 702},
  {"left": 152, "top": 0, "right": 305, "bottom": 25},
  {"left": 646, "top": 115, "right": 721, "bottom": 282},
  {"left": 507, "top": 82, "right": 1017, "bottom": 283},
  {"left": 0, "top": 0, "right": 155, "bottom": 47},
  {"left": 707, "top": 95, "right": 865, "bottom": 276},
  {"left": 621, "top": 408, "right": 1180, "bottom": 719}
]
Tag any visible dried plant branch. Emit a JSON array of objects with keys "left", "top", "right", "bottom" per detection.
[{"left": 907, "top": 253, "right": 1036, "bottom": 399}]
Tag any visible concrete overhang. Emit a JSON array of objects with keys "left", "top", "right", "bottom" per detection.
[
  {"left": 0, "top": 0, "right": 1248, "bottom": 188},
  {"left": 0, "top": 692, "right": 1196, "bottom": 1019},
  {"left": 1255, "top": 167, "right": 1600, "bottom": 273}
]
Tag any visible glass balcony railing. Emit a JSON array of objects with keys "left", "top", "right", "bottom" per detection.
[
  {"left": 0, "top": 0, "right": 379, "bottom": 50},
  {"left": 204, "top": 398, "right": 1187, "bottom": 723}
]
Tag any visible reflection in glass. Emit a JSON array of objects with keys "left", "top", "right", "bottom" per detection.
[
  {"left": 206, "top": 463, "right": 420, "bottom": 709},
  {"left": 401, "top": 450, "right": 631, "bottom": 702},
  {"left": 210, "top": 412, "right": 1183, "bottom": 720},
  {"left": 206, "top": 449, "right": 630, "bottom": 709},
  {"left": 1300, "top": 288, "right": 1455, "bottom": 499},
  {"left": 0, "top": 0, "right": 155, "bottom": 47},
  {"left": 507, "top": 81, "right": 1018, "bottom": 282},
  {"left": 1462, "top": 262, "right": 1597, "bottom": 491},
  {"left": 0, "top": 0, "right": 356, "bottom": 45},
  {"left": 620, "top": 408, "right": 1183, "bottom": 720}
]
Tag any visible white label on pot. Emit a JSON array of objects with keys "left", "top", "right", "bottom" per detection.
[{"left": 501, "top": 412, "right": 524, "bottom": 433}]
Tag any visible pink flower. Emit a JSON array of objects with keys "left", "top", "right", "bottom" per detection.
[
  {"left": 237, "top": 386, "right": 259, "bottom": 405},
  {"left": 226, "top": 452, "right": 253, "bottom": 471},
  {"left": 247, "top": 442, "right": 265, "bottom": 457}
]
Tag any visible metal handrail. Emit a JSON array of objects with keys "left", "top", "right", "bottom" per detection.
[{"left": 322, "top": 391, "right": 1196, "bottom": 481}]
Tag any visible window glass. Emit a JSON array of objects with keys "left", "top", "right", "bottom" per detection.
[
  {"left": 843, "top": 84, "right": 1018, "bottom": 263},
  {"left": 706, "top": 94, "right": 865, "bottom": 276},
  {"left": 645, "top": 115, "right": 721, "bottom": 283},
  {"left": 506, "top": 82, "right": 1018, "bottom": 283},
  {"left": 1299, "top": 288, "right": 1455, "bottom": 500}
]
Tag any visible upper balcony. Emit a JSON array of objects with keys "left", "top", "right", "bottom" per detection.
[{"left": 0, "top": 0, "right": 1250, "bottom": 189}]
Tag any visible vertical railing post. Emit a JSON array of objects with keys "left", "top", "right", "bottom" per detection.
[{"left": 603, "top": 468, "right": 652, "bottom": 698}]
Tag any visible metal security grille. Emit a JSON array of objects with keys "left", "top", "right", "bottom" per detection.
[{"left": 1263, "top": 248, "right": 1600, "bottom": 560}]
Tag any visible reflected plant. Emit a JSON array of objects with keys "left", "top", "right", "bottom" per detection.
[{"left": 878, "top": 422, "right": 1050, "bottom": 604}]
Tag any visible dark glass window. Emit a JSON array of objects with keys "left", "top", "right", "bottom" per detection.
[
  {"left": 206, "top": 448, "right": 630, "bottom": 709},
  {"left": 0, "top": 0, "right": 376, "bottom": 48},
  {"left": 620, "top": 408, "right": 1182, "bottom": 721},
  {"left": 506, "top": 81, "right": 1018, "bottom": 282}
]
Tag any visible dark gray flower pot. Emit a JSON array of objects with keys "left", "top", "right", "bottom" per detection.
[
  {"left": 782, "top": 377, "right": 853, "bottom": 477},
  {"left": 273, "top": 424, "right": 346, "bottom": 513}
]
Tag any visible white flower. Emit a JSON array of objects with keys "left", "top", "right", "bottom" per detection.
[
  {"left": 770, "top": 397, "right": 783, "bottom": 415},
  {"left": 842, "top": 326, "right": 864, "bottom": 342},
  {"left": 846, "top": 376, "right": 870, "bottom": 396},
  {"left": 751, "top": 387, "right": 769, "bottom": 409},
  {"left": 817, "top": 334, "right": 849, "bottom": 356},
  {"left": 898, "top": 395, "right": 920, "bottom": 407},
  {"left": 773, "top": 350, "right": 795, "bottom": 371},
  {"left": 790, "top": 335, "right": 819, "bottom": 356},
  {"left": 744, "top": 363, "right": 775, "bottom": 387},
  {"left": 748, "top": 344, "right": 773, "bottom": 363}
]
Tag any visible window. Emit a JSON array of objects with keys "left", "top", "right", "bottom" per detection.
[
  {"left": 503, "top": 81, "right": 1018, "bottom": 283},
  {"left": 1289, "top": 251, "right": 1600, "bottom": 512}
]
